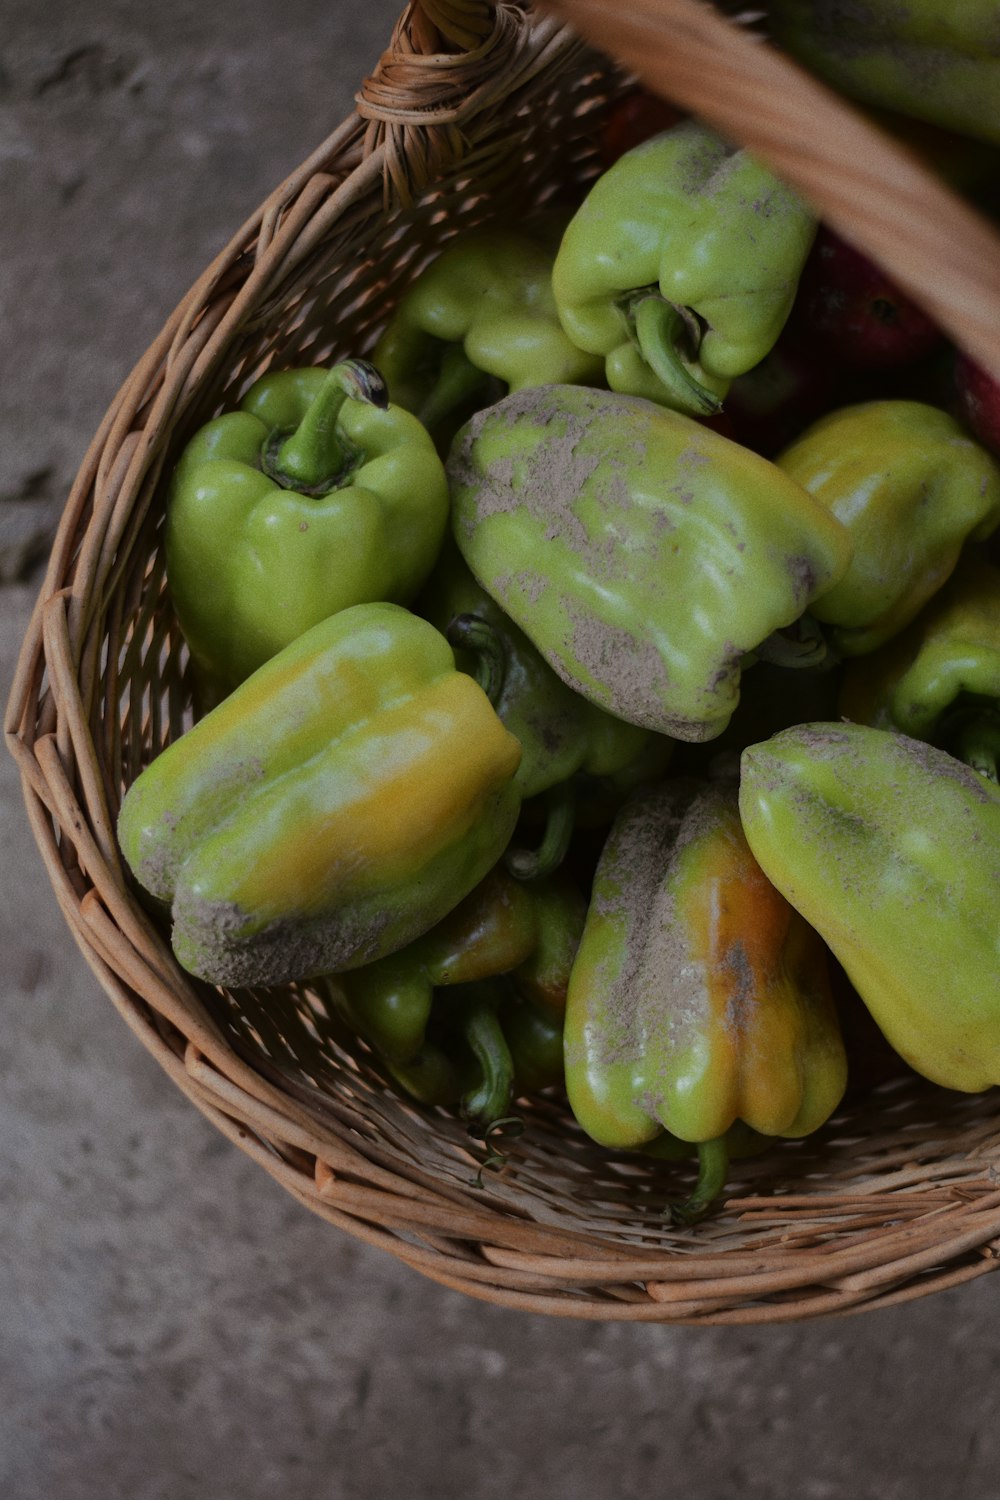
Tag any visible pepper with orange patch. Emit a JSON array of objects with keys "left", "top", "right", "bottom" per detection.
[
  {"left": 117, "top": 602, "right": 523, "bottom": 988},
  {"left": 563, "top": 778, "right": 847, "bottom": 1220}
]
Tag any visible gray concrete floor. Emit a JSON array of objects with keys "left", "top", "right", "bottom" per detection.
[{"left": 2, "top": 3, "right": 999, "bottom": 1497}]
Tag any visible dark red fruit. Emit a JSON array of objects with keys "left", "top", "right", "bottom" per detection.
[
  {"left": 600, "top": 88, "right": 683, "bottom": 167},
  {"left": 724, "top": 337, "right": 840, "bottom": 457},
  {"left": 792, "top": 226, "right": 944, "bottom": 368}
]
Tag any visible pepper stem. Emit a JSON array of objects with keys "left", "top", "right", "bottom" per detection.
[
  {"left": 417, "top": 343, "right": 494, "bottom": 433},
  {"left": 671, "top": 1136, "right": 730, "bottom": 1226},
  {"left": 627, "top": 292, "right": 724, "bottom": 417},
  {"left": 447, "top": 613, "right": 507, "bottom": 705},
  {"left": 269, "top": 358, "right": 388, "bottom": 492},
  {"left": 505, "top": 782, "right": 575, "bottom": 882},
  {"left": 752, "top": 615, "right": 830, "bottom": 671},
  {"left": 456, "top": 986, "right": 516, "bottom": 1128}
]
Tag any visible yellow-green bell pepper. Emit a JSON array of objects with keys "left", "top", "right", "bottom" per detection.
[
  {"left": 739, "top": 721, "right": 1000, "bottom": 1092},
  {"left": 117, "top": 603, "right": 522, "bottom": 987},
  {"left": 776, "top": 400, "right": 1000, "bottom": 656},
  {"left": 551, "top": 120, "right": 816, "bottom": 416},
  {"left": 564, "top": 778, "right": 847, "bottom": 1221}
]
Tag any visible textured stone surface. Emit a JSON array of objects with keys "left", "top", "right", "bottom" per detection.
[{"left": 3, "top": 3, "right": 1000, "bottom": 1497}]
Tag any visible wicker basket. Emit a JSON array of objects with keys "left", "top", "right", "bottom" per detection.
[{"left": 8, "top": 0, "right": 1000, "bottom": 1324}]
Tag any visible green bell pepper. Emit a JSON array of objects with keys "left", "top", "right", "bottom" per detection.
[
  {"left": 447, "top": 384, "right": 852, "bottom": 742},
  {"left": 564, "top": 778, "right": 847, "bottom": 1221},
  {"left": 165, "top": 358, "right": 449, "bottom": 698},
  {"left": 117, "top": 602, "right": 523, "bottom": 987},
  {"left": 761, "top": 0, "right": 1000, "bottom": 147},
  {"left": 775, "top": 400, "right": 1000, "bottom": 657},
  {"left": 739, "top": 722, "right": 1000, "bottom": 1092},
  {"left": 551, "top": 120, "right": 817, "bottom": 416},
  {"left": 371, "top": 221, "right": 603, "bottom": 439},
  {"left": 330, "top": 865, "right": 586, "bottom": 1125},
  {"left": 840, "top": 554, "right": 1000, "bottom": 779}
]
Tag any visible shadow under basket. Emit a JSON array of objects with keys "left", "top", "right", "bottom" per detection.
[{"left": 8, "top": 0, "right": 1000, "bottom": 1323}]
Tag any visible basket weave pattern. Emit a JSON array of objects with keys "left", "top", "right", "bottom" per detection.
[{"left": 8, "top": 0, "right": 1000, "bottom": 1322}]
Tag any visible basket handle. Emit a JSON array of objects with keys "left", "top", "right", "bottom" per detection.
[
  {"left": 357, "top": 0, "right": 527, "bottom": 202},
  {"left": 537, "top": 0, "right": 1000, "bottom": 379}
]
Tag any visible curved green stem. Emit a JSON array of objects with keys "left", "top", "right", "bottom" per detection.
[
  {"left": 269, "top": 358, "right": 387, "bottom": 492},
  {"left": 751, "top": 615, "right": 831, "bottom": 671},
  {"left": 472, "top": 1115, "right": 526, "bottom": 1186},
  {"left": 447, "top": 613, "right": 507, "bottom": 705},
  {"left": 417, "top": 343, "right": 494, "bottom": 433},
  {"left": 505, "top": 782, "right": 575, "bottom": 882},
  {"left": 627, "top": 292, "right": 723, "bottom": 417},
  {"left": 456, "top": 987, "right": 516, "bottom": 1129},
  {"left": 671, "top": 1136, "right": 730, "bottom": 1226}
]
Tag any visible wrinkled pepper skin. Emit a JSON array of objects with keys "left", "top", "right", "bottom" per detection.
[
  {"left": 564, "top": 780, "right": 846, "bottom": 1156},
  {"left": 330, "top": 866, "right": 586, "bottom": 1123},
  {"left": 776, "top": 401, "right": 1000, "bottom": 656},
  {"left": 763, "top": 0, "right": 1000, "bottom": 147},
  {"left": 551, "top": 121, "right": 816, "bottom": 416},
  {"left": 447, "top": 384, "right": 852, "bottom": 742},
  {"left": 840, "top": 555, "right": 1000, "bottom": 778},
  {"left": 165, "top": 360, "right": 449, "bottom": 696},
  {"left": 371, "top": 222, "right": 603, "bottom": 436},
  {"left": 117, "top": 603, "right": 523, "bottom": 988},
  {"left": 417, "top": 541, "right": 673, "bottom": 800},
  {"left": 739, "top": 722, "right": 1000, "bottom": 1092}
]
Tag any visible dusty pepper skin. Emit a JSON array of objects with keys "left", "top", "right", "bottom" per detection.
[
  {"left": 739, "top": 721, "right": 1000, "bottom": 1092},
  {"left": 563, "top": 779, "right": 847, "bottom": 1217},
  {"left": 447, "top": 384, "right": 852, "bottom": 743},
  {"left": 116, "top": 602, "right": 523, "bottom": 988}
]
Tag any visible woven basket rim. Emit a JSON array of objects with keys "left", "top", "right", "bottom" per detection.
[{"left": 8, "top": 0, "right": 1000, "bottom": 1324}]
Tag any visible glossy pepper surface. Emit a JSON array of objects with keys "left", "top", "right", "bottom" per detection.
[
  {"left": 551, "top": 120, "right": 816, "bottom": 416},
  {"left": 839, "top": 555, "right": 1000, "bottom": 781},
  {"left": 331, "top": 867, "right": 585, "bottom": 1123},
  {"left": 447, "top": 384, "right": 852, "bottom": 742},
  {"left": 739, "top": 722, "right": 1000, "bottom": 1092},
  {"left": 776, "top": 400, "right": 1000, "bottom": 656},
  {"left": 564, "top": 779, "right": 847, "bottom": 1217},
  {"left": 165, "top": 359, "right": 449, "bottom": 697},
  {"left": 117, "top": 603, "right": 523, "bottom": 987},
  {"left": 371, "top": 222, "right": 603, "bottom": 437},
  {"left": 762, "top": 0, "right": 1000, "bottom": 146}
]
